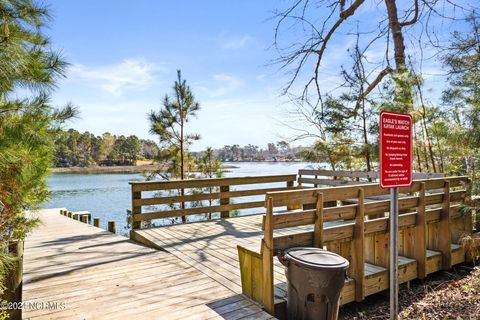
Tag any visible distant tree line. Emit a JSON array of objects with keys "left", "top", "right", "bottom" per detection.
[
  {"left": 192, "top": 141, "right": 306, "bottom": 162},
  {"left": 54, "top": 129, "right": 160, "bottom": 167}
]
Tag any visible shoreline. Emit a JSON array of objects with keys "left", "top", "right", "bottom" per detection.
[
  {"left": 51, "top": 160, "right": 303, "bottom": 174},
  {"left": 51, "top": 165, "right": 161, "bottom": 174}
]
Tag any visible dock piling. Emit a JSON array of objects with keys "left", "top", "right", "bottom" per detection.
[{"left": 108, "top": 221, "right": 116, "bottom": 233}]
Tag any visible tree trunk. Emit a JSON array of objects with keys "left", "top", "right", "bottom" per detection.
[
  {"left": 413, "top": 122, "right": 423, "bottom": 172},
  {"left": 180, "top": 115, "right": 186, "bottom": 223},
  {"left": 412, "top": 67, "right": 438, "bottom": 172},
  {"left": 361, "top": 101, "right": 372, "bottom": 178},
  {"left": 385, "top": 0, "right": 406, "bottom": 70},
  {"left": 435, "top": 136, "right": 445, "bottom": 172},
  {"left": 418, "top": 119, "right": 430, "bottom": 172}
]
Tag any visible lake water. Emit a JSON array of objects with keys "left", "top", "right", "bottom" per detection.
[{"left": 43, "top": 162, "right": 317, "bottom": 234}]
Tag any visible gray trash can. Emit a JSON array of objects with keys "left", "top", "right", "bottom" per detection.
[{"left": 278, "top": 247, "right": 349, "bottom": 320}]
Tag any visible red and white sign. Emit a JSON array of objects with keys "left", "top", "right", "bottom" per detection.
[{"left": 380, "top": 111, "right": 413, "bottom": 188}]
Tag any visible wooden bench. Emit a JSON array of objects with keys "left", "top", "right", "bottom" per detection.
[{"left": 237, "top": 176, "right": 471, "bottom": 316}]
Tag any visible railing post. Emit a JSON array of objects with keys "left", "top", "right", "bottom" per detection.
[
  {"left": 286, "top": 180, "right": 294, "bottom": 189},
  {"left": 220, "top": 185, "right": 230, "bottom": 218},
  {"left": 132, "top": 187, "right": 141, "bottom": 230},
  {"left": 414, "top": 182, "right": 427, "bottom": 279},
  {"left": 261, "top": 196, "right": 274, "bottom": 314},
  {"left": 108, "top": 221, "right": 116, "bottom": 234},
  {"left": 93, "top": 217, "right": 100, "bottom": 228},
  {"left": 463, "top": 178, "right": 473, "bottom": 234},
  {"left": 286, "top": 179, "right": 301, "bottom": 210},
  {"left": 439, "top": 180, "right": 452, "bottom": 269},
  {"left": 313, "top": 192, "right": 324, "bottom": 248},
  {"left": 68, "top": 211, "right": 72, "bottom": 218},
  {"left": 81, "top": 215, "right": 89, "bottom": 224},
  {"left": 353, "top": 188, "right": 365, "bottom": 301}
]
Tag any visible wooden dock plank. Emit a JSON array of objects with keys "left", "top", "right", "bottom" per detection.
[
  {"left": 133, "top": 212, "right": 467, "bottom": 310},
  {"left": 22, "top": 209, "right": 271, "bottom": 320}
]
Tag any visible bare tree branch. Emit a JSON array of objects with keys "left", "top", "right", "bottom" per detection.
[
  {"left": 400, "top": 0, "right": 419, "bottom": 26},
  {"left": 362, "top": 66, "right": 393, "bottom": 99}
]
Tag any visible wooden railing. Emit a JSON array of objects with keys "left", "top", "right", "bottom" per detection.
[
  {"left": 237, "top": 176, "right": 471, "bottom": 315},
  {"left": 129, "top": 174, "right": 297, "bottom": 229},
  {"left": 298, "top": 169, "right": 445, "bottom": 187}
]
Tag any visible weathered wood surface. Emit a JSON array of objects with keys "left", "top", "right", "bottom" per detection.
[
  {"left": 23, "top": 209, "right": 273, "bottom": 320},
  {"left": 130, "top": 174, "right": 296, "bottom": 226},
  {"left": 233, "top": 177, "right": 469, "bottom": 315},
  {"left": 127, "top": 175, "right": 471, "bottom": 317},
  {"left": 132, "top": 213, "right": 466, "bottom": 313},
  {"left": 297, "top": 169, "right": 445, "bottom": 187}
]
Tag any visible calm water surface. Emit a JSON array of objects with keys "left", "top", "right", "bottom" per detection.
[{"left": 43, "top": 162, "right": 317, "bottom": 234}]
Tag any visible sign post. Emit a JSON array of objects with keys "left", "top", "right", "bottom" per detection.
[{"left": 379, "top": 111, "right": 413, "bottom": 320}]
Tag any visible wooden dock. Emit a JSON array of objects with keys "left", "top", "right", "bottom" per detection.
[
  {"left": 22, "top": 209, "right": 273, "bottom": 320},
  {"left": 128, "top": 174, "right": 472, "bottom": 316},
  {"left": 131, "top": 213, "right": 465, "bottom": 313},
  {"left": 131, "top": 215, "right": 289, "bottom": 300}
]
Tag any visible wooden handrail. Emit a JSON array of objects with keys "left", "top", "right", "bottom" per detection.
[
  {"left": 130, "top": 174, "right": 298, "bottom": 229},
  {"left": 130, "top": 174, "right": 297, "bottom": 191},
  {"left": 298, "top": 169, "right": 446, "bottom": 180}
]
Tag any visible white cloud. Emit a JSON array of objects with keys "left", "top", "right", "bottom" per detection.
[
  {"left": 256, "top": 74, "right": 266, "bottom": 82},
  {"left": 69, "top": 59, "right": 164, "bottom": 96},
  {"left": 221, "top": 35, "right": 253, "bottom": 50},
  {"left": 200, "top": 73, "right": 243, "bottom": 98},
  {"left": 212, "top": 74, "right": 243, "bottom": 97}
]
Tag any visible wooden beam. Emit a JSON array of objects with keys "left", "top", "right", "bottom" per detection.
[
  {"left": 130, "top": 174, "right": 297, "bottom": 192},
  {"left": 131, "top": 189, "right": 141, "bottom": 230},
  {"left": 313, "top": 192, "right": 324, "bottom": 248},
  {"left": 133, "top": 200, "right": 265, "bottom": 222},
  {"left": 261, "top": 196, "right": 274, "bottom": 315},
  {"left": 286, "top": 180, "right": 301, "bottom": 210},
  {"left": 298, "top": 177, "right": 370, "bottom": 186},
  {"left": 269, "top": 209, "right": 316, "bottom": 230},
  {"left": 298, "top": 169, "right": 378, "bottom": 179},
  {"left": 134, "top": 186, "right": 293, "bottom": 206},
  {"left": 439, "top": 180, "right": 452, "bottom": 269},
  {"left": 353, "top": 188, "right": 365, "bottom": 301},
  {"left": 220, "top": 185, "right": 230, "bottom": 218},
  {"left": 414, "top": 182, "right": 427, "bottom": 279},
  {"left": 93, "top": 217, "right": 100, "bottom": 228}
]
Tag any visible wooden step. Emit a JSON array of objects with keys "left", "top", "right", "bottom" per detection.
[{"left": 426, "top": 243, "right": 465, "bottom": 274}]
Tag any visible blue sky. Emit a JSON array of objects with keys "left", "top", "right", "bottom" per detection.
[{"left": 47, "top": 1, "right": 469, "bottom": 151}]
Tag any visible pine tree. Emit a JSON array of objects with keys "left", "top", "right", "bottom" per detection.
[
  {"left": 149, "top": 70, "right": 200, "bottom": 222},
  {"left": 0, "top": 0, "right": 77, "bottom": 298}
]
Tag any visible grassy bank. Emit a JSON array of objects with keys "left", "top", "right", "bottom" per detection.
[
  {"left": 51, "top": 164, "right": 161, "bottom": 174},
  {"left": 51, "top": 163, "right": 240, "bottom": 174}
]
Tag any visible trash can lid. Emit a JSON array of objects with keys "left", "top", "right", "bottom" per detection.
[{"left": 283, "top": 247, "right": 349, "bottom": 270}]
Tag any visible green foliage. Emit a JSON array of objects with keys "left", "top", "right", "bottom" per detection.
[
  {"left": 439, "top": 15, "right": 480, "bottom": 193},
  {"left": 300, "top": 134, "right": 355, "bottom": 171},
  {"left": 196, "top": 147, "right": 224, "bottom": 179},
  {"left": 195, "top": 147, "right": 225, "bottom": 219},
  {"left": 53, "top": 129, "right": 158, "bottom": 167},
  {"left": 149, "top": 70, "right": 200, "bottom": 180},
  {"left": 0, "top": 0, "right": 76, "bottom": 293}
]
